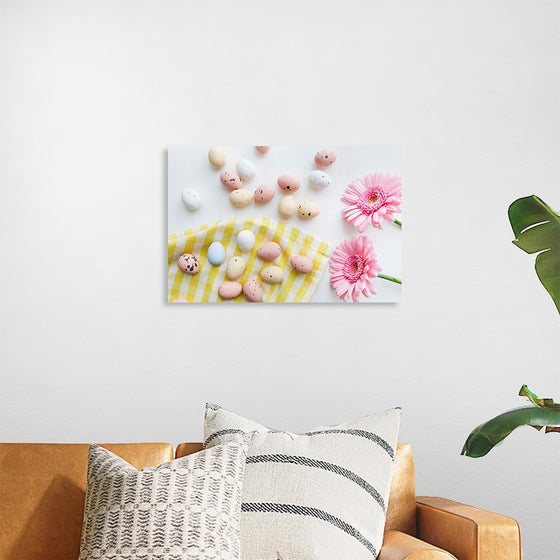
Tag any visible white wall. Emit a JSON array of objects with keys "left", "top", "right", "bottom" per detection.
[{"left": 1, "top": 1, "right": 559, "bottom": 558}]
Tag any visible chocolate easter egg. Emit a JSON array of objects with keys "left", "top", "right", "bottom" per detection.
[
  {"left": 243, "top": 279, "right": 262, "bottom": 302},
  {"left": 257, "top": 241, "right": 282, "bottom": 261},
  {"left": 208, "top": 146, "right": 227, "bottom": 169},
  {"left": 254, "top": 184, "right": 275, "bottom": 204},
  {"left": 177, "top": 253, "right": 199, "bottom": 275},
  {"left": 218, "top": 281, "right": 243, "bottom": 300},
  {"left": 290, "top": 255, "right": 313, "bottom": 274},
  {"left": 220, "top": 170, "right": 243, "bottom": 190},
  {"left": 236, "top": 159, "right": 256, "bottom": 181},
  {"left": 314, "top": 149, "right": 337, "bottom": 168},
  {"left": 260, "top": 265, "right": 283, "bottom": 284},
  {"left": 277, "top": 174, "right": 301, "bottom": 193}
]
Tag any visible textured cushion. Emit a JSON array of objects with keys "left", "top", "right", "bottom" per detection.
[
  {"left": 79, "top": 441, "right": 248, "bottom": 560},
  {"left": 204, "top": 404, "right": 401, "bottom": 560}
]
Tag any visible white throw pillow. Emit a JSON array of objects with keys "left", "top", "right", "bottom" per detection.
[
  {"left": 204, "top": 404, "right": 401, "bottom": 560},
  {"left": 79, "top": 440, "right": 249, "bottom": 560}
]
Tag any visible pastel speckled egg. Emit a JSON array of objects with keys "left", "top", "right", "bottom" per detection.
[
  {"left": 230, "top": 189, "right": 253, "bottom": 208},
  {"left": 177, "top": 253, "right": 199, "bottom": 275},
  {"left": 236, "top": 159, "right": 256, "bottom": 181},
  {"left": 290, "top": 255, "right": 313, "bottom": 274},
  {"left": 207, "top": 242, "right": 226, "bottom": 265},
  {"left": 260, "top": 265, "right": 283, "bottom": 284},
  {"left": 220, "top": 170, "right": 243, "bottom": 190},
  {"left": 243, "top": 279, "right": 262, "bottom": 302},
  {"left": 208, "top": 146, "right": 227, "bottom": 169},
  {"left": 309, "top": 170, "right": 331, "bottom": 190},
  {"left": 237, "top": 230, "right": 255, "bottom": 252},
  {"left": 226, "top": 256, "right": 246, "bottom": 280},
  {"left": 278, "top": 195, "right": 297, "bottom": 218},
  {"left": 257, "top": 241, "right": 282, "bottom": 261},
  {"left": 314, "top": 149, "right": 337, "bottom": 168},
  {"left": 298, "top": 201, "right": 321, "bottom": 219},
  {"left": 254, "top": 184, "right": 275, "bottom": 204},
  {"left": 181, "top": 188, "right": 202, "bottom": 210},
  {"left": 218, "top": 281, "right": 243, "bottom": 300},
  {"left": 277, "top": 174, "right": 300, "bottom": 193},
  {"left": 255, "top": 146, "right": 270, "bottom": 154}
]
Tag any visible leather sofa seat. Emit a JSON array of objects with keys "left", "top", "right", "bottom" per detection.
[{"left": 0, "top": 442, "right": 521, "bottom": 560}]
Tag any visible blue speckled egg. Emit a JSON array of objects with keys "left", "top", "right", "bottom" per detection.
[{"left": 207, "top": 242, "right": 226, "bottom": 266}]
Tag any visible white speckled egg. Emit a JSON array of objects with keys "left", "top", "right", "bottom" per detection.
[
  {"left": 237, "top": 230, "right": 255, "bottom": 252},
  {"left": 298, "top": 201, "right": 321, "bottom": 219},
  {"left": 181, "top": 189, "right": 201, "bottom": 210},
  {"left": 236, "top": 159, "right": 257, "bottom": 181},
  {"left": 226, "top": 256, "right": 246, "bottom": 280},
  {"left": 230, "top": 189, "right": 253, "bottom": 208},
  {"left": 208, "top": 146, "right": 227, "bottom": 169},
  {"left": 207, "top": 242, "right": 226, "bottom": 265},
  {"left": 260, "top": 265, "right": 283, "bottom": 284},
  {"left": 309, "top": 170, "right": 332, "bottom": 190}
]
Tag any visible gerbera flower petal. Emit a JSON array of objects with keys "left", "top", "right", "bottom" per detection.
[
  {"left": 341, "top": 172, "right": 402, "bottom": 231},
  {"left": 329, "top": 237, "right": 380, "bottom": 303}
]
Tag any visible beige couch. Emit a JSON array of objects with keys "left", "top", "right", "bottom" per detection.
[{"left": 0, "top": 442, "right": 521, "bottom": 560}]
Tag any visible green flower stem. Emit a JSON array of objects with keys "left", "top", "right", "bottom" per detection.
[
  {"left": 393, "top": 219, "right": 402, "bottom": 227},
  {"left": 378, "top": 273, "right": 402, "bottom": 285}
]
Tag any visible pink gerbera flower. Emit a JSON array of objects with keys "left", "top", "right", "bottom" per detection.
[
  {"left": 341, "top": 172, "right": 402, "bottom": 232},
  {"left": 329, "top": 237, "right": 382, "bottom": 302}
]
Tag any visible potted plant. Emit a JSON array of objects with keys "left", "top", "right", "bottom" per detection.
[{"left": 462, "top": 195, "right": 560, "bottom": 458}]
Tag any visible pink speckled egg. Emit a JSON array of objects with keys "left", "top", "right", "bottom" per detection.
[
  {"left": 254, "top": 184, "right": 275, "bottom": 204},
  {"left": 257, "top": 241, "right": 282, "bottom": 261},
  {"left": 243, "top": 279, "right": 262, "bottom": 302},
  {"left": 314, "top": 149, "right": 337, "bottom": 168},
  {"left": 255, "top": 146, "right": 270, "bottom": 154},
  {"left": 218, "top": 281, "right": 243, "bottom": 300},
  {"left": 290, "top": 255, "right": 313, "bottom": 274},
  {"left": 177, "top": 253, "right": 199, "bottom": 275},
  {"left": 220, "top": 170, "right": 243, "bottom": 190},
  {"left": 277, "top": 174, "right": 300, "bottom": 193}
]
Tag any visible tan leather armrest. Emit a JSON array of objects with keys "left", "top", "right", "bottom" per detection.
[
  {"left": 416, "top": 497, "right": 522, "bottom": 560},
  {"left": 379, "top": 530, "right": 457, "bottom": 560}
]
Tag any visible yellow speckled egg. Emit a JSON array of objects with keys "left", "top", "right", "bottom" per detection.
[
  {"left": 260, "top": 265, "right": 283, "bottom": 284},
  {"left": 208, "top": 146, "right": 227, "bottom": 168},
  {"left": 297, "top": 201, "right": 321, "bottom": 219}
]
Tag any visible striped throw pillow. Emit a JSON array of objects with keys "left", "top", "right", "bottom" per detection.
[
  {"left": 204, "top": 405, "right": 401, "bottom": 560},
  {"left": 79, "top": 441, "right": 249, "bottom": 560}
]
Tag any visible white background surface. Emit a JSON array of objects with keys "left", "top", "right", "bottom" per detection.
[
  {"left": 1, "top": 1, "right": 560, "bottom": 558},
  {"left": 168, "top": 146, "right": 402, "bottom": 302}
]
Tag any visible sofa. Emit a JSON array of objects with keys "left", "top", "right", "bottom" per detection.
[{"left": 0, "top": 442, "right": 521, "bottom": 560}]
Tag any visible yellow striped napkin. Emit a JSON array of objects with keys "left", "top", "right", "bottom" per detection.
[{"left": 168, "top": 218, "right": 332, "bottom": 303}]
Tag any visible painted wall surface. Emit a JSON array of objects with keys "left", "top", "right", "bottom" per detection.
[{"left": 0, "top": 1, "right": 559, "bottom": 558}]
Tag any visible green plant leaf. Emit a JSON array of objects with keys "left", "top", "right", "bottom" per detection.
[
  {"left": 461, "top": 406, "right": 560, "bottom": 458},
  {"left": 508, "top": 195, "right": 560, "bottom": 314},
  {"left": 519, "top": 384, "right": 560, "bottom": 410}
]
